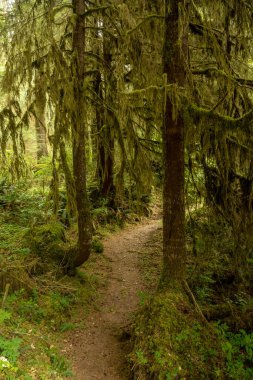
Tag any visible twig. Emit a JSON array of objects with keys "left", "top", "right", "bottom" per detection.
[
  {"left": 183, "top": 280, "right": 208, "bottom": 324},
  {"left": 1, "top": 283, "right": 10, "bottom": 309}
]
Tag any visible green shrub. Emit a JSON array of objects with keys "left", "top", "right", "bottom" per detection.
[
  {"left": 216, "top": 324, "right": 253, "bottom": 380},
  {"left": 46, "top": 347, "right": 73, "bottom": 377},
  {"left": 18, "top": 298, "right": 46, "bottom": 323},
  {"left": 92, "top": 238, "right": 104, "bottom": 254},
  {"left": 0, "top": 336, "right": 22, "bottom": 364},
  {"left": 50, "top": 292, "right": 72, "bottom": 313},
  {"left": 0, "top": 310, "right": 11, "bottom": 325}
]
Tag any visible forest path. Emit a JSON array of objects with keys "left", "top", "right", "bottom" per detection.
[{"left": 65, "top": 217, "right": 160, "bottom": 380}]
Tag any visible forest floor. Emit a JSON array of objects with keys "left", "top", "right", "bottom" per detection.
[{"left": 64, "top": 216, "right": 161, "bottom": 380}]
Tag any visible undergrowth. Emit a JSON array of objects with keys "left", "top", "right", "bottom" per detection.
[
  {"left": 0, "top": 175, "right": 150, "bottom": 378},
  {"left": 0, "top": 179, "right": 102, "bottom": 379},
  {"left": 131, "top": 220, "right": 253, "bottom": 379},
  {"left": 131, "top": 290, "right": 225, "bottom": 379},
  {"left": 0, "top": 264, "right": 99, "bottom": 379}
]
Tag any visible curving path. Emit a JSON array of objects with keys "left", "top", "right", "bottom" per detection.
[{"left": 65, "top": 219, "right": 160, "bottom": 380}]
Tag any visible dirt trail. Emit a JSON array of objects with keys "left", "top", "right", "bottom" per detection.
[{"left": 66, "top": 219, "right": 160, "bottom": 380}]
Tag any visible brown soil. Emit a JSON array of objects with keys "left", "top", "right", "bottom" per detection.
[{"left": 65, "top": 219, "right": 160, "bottom": 380}]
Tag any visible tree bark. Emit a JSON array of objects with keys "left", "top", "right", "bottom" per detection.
[
  {"left": 101, "top": 36, "right": 115, "bottom": 198},
  {"left": 59, "top": 140, "right": 76, "bottom": 218},
  {"left": 95, "top": 26, "right": 115, "bottom": 199},
  {"left": 34, "top": 76, "right": 48, "bottom": 161},
  {"left": 72, "top": 0, "right": 92, "bottom": 266},
  {"left": 162, "top": 0, "right": 188, "bottom": 283}
]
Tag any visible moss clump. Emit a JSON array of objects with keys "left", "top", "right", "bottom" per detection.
[
  {"left": 0, "top": 254, "right": 36, "bottom": 292},
  {"left": 27, "top": 221, "right": 65, "bottom": 248},
  {"left": 131, "top": 289, "right": 225, "bottom": 379},
  {"left": 26, "top": 222, "right": 69, "bottom": 265}
]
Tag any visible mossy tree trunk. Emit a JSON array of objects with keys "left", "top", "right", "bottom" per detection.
[
  {"left": 95, "top": 25, "right": 115, "bottom": 200},
  {"left": 95, "top": 70, "right": 114, "bottom": 198},
  {"left": 162, "top": 0, "right": 188, "bottom": 283},
  {"left": 34, "top": 71, "right": 48, "bottom": 162},
  {"left": 72, "top": 0, "right": 92, "bottom": 266},
  {"left": 101, "top": 38, "right": 115, "bottom": 199}
]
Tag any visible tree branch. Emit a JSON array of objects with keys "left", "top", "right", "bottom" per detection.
[
  {"left": 192, "top": 68, "right": 253, "bottom": 88},
  {"left": 187, "top": 103, "right": 253, "bottom": 132}
]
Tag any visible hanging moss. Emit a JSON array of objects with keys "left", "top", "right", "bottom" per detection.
[{"left": 186, "top": 103, "right": 253, "bottom": 134}]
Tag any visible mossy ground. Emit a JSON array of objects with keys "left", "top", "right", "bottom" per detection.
[
  {"left": 131, "top": 289, "right": 226, "bottom": 379},
  {"left": 0, "top": 184, "right": 103, "bottom": 379},
  {"left": 0, "top": 257, "right": 102, "bottom": 379},
  {"left": 130, "top": 224, "right": 253, "bottom": 380}
]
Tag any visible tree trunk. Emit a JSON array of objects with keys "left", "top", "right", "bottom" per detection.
[
  {"left": 101, "top": 36, "right": 115, "bottom": 198},
  {"left": 95, "top": 26, "right": 115, "bottom": 200},
  {"left": 59, "top": 140, "right": 76, "bottom": 218},
  {"left": 101, "top": 136, "right": 114, "bottom": 197},
  {"left": 162, "top": 0, "right": 188, "bottom": 283},
  {"left": 72, "top": 0, "right": 92, "bottom": 266},
  {"left": 94, "top": 70, "right": 106, "bottom": 188},
  {"left": 34, "top": 85, "right": 48, "bottom": 161}
]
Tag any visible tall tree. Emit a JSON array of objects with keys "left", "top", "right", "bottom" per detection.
[
  {"left": 1, "top": 0, "right": 93, "bottom": 266},
  {"left": 94, "top": 16, "right": 115, "bottom": 200},
  {"left": 71, "top": 0, "right": 92, "bottom": 266},
  {"left": 162, "top": 0, "right": 188, "bottom": 283},
  {"left": 188, "top": 0, "right": 253, "bottom": 279}
]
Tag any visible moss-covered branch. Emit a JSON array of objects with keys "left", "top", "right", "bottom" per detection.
[
  {"left": 187, "top": 103, "right": 253, "bottom": 132},
  {"left": 192, "top": 68, "right": 253, "bottom": 88}
]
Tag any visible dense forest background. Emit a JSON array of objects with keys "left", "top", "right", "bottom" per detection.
[{"left": 0, "top": 0, "right": 253, "bottom": 379}]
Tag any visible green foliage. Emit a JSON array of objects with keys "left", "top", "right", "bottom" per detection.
[
  {"left": 192, "top": 270, "right": 216, "bottom": 303},
  {"left": 46, "top": 347, "right": 73, "bottom": 377},
  {"left": 216, "top": 324, "right": 253, "bottom": 380},
  {"left": 91, "top": 205, "right": 125, "bottom": 227},
  {"left": 1, "top": 2, "right": 252, "bottom": 380},
  {"left": 32, "top": 156, "right": 53, "bottom": 183},
  {"left": 0, "top": 336, "right": 22, "bottom": 363},
  {"left": 0, "top": 265, "right": 97, "bottom": 378},
  {"left": 131, "top": 289, "right": 225, "bottom": 379},
  {"left": 0, "top": 185, "right": 98, "bottom": 376},
  {"left": 25, "top": 221, "right": 70, "bottom": 269},
  {"left": 0, "top": 223, "right": 27, "bottom": 250},
  {"left": 133, "top": 224, "right": 253, "bottom": 380},
  {"left": 0, "top": 310, "right": 11, "bottom": 325},
  {"left": 0, "top": 357, "right": 18, "bottom": 378},
  {"left": 186, "top": 207, "right": 253, "bottom": 330},
  {"left": 0, "top": 179, "right": 49, "bottom": 227},
  {"left": 135, "top": 350, "right": 148, "bottom": 365},
  {"left": 50, "top": 292, "right": 72, "bottom": 314},
  {"left": 91, "top": 237, "right": 104, "bottom": 254},
  {"left": 137, "top": 290, "right": 149, "bottom": 306},
  {"left": 92, "top": 206, "right": 109, "bottom": 224},
  {"left": 27, "top": 222, "right": 65, "bottom": 253},
  {"left": 59, "top": 322, "right": 75, "bottom": 333},
  {"left": 10, "top": 290, "right": 74, "bottom": 327},
  {"left": 18, "top": 298, "right": 46, "bottom": 323}
]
